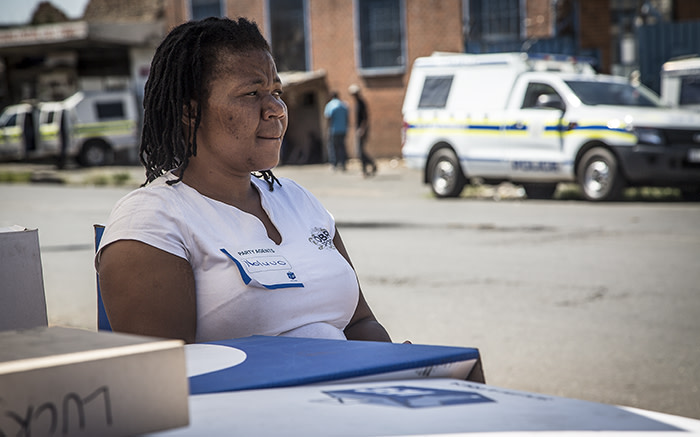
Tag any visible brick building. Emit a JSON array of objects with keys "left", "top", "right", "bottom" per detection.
[
  {"left": 164, "top": 0, "right": 464, "bottom": 160},
  {"left": 2, "top": 0, "right": 700, "bottom": 160},
  {"left": 676, "top": 0, "right": 700, "bottom": 19},
  {"left": 578, "top": 0, "right": 612, "bottom": 72}
]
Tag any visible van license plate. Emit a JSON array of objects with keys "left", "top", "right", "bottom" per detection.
[{"left": 689, "top": 149, "right": 700, "bottom": 163}]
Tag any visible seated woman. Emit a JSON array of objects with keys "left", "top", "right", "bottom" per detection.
[{"left": 95, "top": 17, "right": 392, "bottom": 344}]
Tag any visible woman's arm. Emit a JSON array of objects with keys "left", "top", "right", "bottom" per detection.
[
  {"left": 333, "top": 228, "right": 392, "bottom": 342},
  {"left": 97, "top": 240, "right": 197, "bottom": 343}
]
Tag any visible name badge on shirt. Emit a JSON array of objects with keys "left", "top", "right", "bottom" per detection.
[{"left": 220, "top": 248, "right": 304, "bottom": 290}]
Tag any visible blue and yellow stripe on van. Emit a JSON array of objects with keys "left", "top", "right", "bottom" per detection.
[
  {"left": 564, "top": 122, "right": 636, "bottom": 142},
  {"left": 405, "top": 118, "right": 637, "bottom": 143},
  {"left": 406, "top": 118, "right": 506, "bottom": 136}
]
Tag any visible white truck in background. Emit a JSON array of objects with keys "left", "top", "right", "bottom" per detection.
[
  {"left": 660, "top": 56, "right": 700, "bottom": 112},
  {"left": 401, "top": 52, "right": 700, "bottom": 201},
  {"left": 0, "top": 90, "right": 140, "bottom": 167}
]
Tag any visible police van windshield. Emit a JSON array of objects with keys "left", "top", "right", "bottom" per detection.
[
  {"left": 0, "top": 113, "right": 17, "bottom": 128},
  {"left": 565, "top": 80, "right": 662, "bottom": 107}
]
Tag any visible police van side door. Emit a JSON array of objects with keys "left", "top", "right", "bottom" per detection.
[
  {"left": 38, "top": 104, "right": 63, "bottom": 155},
  {"left": 447, "top": 70, "right": 509, "bottom": 179},
  {"left": 505, "top": 80, "right": 567, "bottom": 181}
]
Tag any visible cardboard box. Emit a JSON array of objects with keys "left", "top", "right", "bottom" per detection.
[
  {"left": 0, "top": 226, "right": 48, "bottom": 331},
  {"left": 187, "top": 335, "right": 483, "bottom": 395},
  {"left": 0, "top": 327, "right": 189, "bottom": 436},
  {"left": 148, "top": 378, "right": 700, "bottom": 436}
]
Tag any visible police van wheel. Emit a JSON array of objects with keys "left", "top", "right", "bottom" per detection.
[
  {"left": 577, "top": 147, "right": 625, "bottom": 201},
  {"left": 428, "top": 148, "right": 465, "bottom": 198},
  {"left": 79, "top": 140, "right": 114, "bottom": 167}
]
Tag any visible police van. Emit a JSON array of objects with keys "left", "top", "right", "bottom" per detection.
[
  {"left": 401, "top": 52, "right": 700, "bottom": 201},
  {"left": 0, "top": 90, "right": 140, "bottom": 167},
  {"left": 660, "top": 56, "right": 700, "bottom": 112}
]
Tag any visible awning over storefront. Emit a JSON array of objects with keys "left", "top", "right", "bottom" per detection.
[
  {"left": 279, "top": 69, "right": 326, "bottom": 88},
  {"left": 0, "top": 20, "right": 163, "bottom": 106},
  {"left": 0, "top": 21, "right": 163, "bottom": 55}
]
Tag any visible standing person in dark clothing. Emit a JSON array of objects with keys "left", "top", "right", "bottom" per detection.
[
  {"left": 349, "top": 84, "right": 376, "bottom": 177},
  {"left": 57, "top": 109, "right": 69, "bottom": 169}
]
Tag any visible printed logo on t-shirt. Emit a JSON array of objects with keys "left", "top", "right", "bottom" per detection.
[{"left": 309, "top": 227, "right": 335, "bottom": 250}]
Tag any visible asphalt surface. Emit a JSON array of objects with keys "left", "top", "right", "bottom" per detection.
[{"left": 1, "top": 159, "right": 699, "bottom": 420}]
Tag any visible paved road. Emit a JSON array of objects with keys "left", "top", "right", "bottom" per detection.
[{"left": 1, "top": 160, "right": 699, "bottom": 420}]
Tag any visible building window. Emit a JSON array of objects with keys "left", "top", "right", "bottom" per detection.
[
  {"left": 356, "top": 0, "right": 405, "bottom": 75},
  {"left": 190, "top": 0, "right": 224, "bottom": 20},
  {"left": 468, "top": 0, "right": 521, "bottom": 44},
  {"left": 269, "top": 0, "right": 308, "bottom": 72}
]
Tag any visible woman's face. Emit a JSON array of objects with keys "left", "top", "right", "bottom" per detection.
[{"left": 194, "top": 49, "right": 287, "bottom": 174}]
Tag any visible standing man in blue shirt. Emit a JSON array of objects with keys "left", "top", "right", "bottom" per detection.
[{"left": 324, "top": 92, "right": 349, "bottom": 171}]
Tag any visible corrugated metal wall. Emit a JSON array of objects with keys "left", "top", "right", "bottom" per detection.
[
  {"left": 465, "top": 36, "right": 601, "bottom": 71},
  {"left": 637, "top": 20, "right": 700, "bottom": 93}
]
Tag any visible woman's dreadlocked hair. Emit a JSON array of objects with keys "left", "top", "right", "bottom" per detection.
[{"left": 140, "top": 16, "right": 281, "bottom": 191}]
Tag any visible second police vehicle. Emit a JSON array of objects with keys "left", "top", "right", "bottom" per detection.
[
  {"left": 0, "top": 90, "right": 139, "bottom": 167},
  {"left": 401, "top": 52, "right": 700, "bottom": 201}
]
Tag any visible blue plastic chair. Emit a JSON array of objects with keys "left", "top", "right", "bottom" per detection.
[{"left": 93, "top": 224, "right": 112, "bottom": 331}]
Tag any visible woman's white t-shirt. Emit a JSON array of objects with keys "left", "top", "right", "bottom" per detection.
[{"left": 96, "top": 172, "right": 359, "bottom": 342}]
